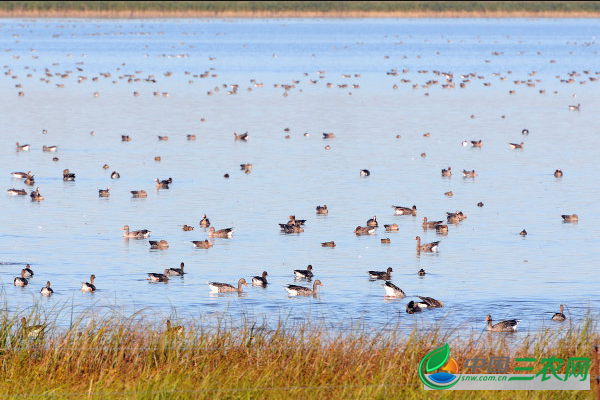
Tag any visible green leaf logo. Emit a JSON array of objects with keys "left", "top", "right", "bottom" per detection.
[{"left": 425, "top": 343, "right": 450, "bottom": 372}]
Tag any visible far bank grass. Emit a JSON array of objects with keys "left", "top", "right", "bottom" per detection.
[{"left": 0, "top": 307, "right": 598, "bottom": 399}]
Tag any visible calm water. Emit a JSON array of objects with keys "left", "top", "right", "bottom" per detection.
[{"left": 0, "top": 18, "right": 598, "bottom": 336}]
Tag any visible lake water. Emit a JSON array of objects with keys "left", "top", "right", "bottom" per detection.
[{"left": 0, "top": 18, "right": 598, "bottom": 337}]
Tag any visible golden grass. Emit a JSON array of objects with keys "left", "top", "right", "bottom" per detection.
[{"left": 0, "top": 306, "right": 598, "bottom": 399}]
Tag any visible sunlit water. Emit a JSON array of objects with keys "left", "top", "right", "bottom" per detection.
[{"left": 0, "top": 18, "right": 598, "bottom": 338}]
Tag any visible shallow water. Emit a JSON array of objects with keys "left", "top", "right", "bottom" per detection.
[{"left": 0, "top": 18, "right": 598, "bottom": 336}]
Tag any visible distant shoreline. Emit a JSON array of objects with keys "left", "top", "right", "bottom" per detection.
[{"left": 1, "top": 10, "right": 600, "bottom": 19}]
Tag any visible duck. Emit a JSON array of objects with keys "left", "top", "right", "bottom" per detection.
[
  {"left": 294, "top": 265, "right": 314, "bottom": 279},
  {"left": 322, "top": 132, "right": 335, "bottom": 139},
  {"left": 446, "top": 211, "right": 467, "bottom": 222},
  {"left": 40, "top": 281, "right": 53, "bottom": 296},
  {"left": 477, "top": 202, "right": 484, "bottom": 207},
  {"left": 131, "top": 190, "right": 147, "bottom": 198},
  {"left": 445, "top": 191, "right": 453, "bottom": 197},
  {"left": 187, "top": 134, "right": 196, "bottom": 141},
  {"left": 102, "top": 164, "right": 109, "bottom": 170},
  {"left": 158, "top": 135, "right": 168, "bottom": 141},
  {"left": 208, "top": 278, "right": 247, "bottom": 293},
  {"left": 240, "top": 163, "right": 252, "bottom": 171},
  {"left": 406, "top": 301, "right": 422, "bottom": 314},
  {"left": 122, "top": 225, "right": 151, "bottom": 239},
  {"left": 368, "top": 267, "right": 393, "bottom": 280},
  {"left": 520, "top": 229, "right": 527, "bottom": 236},
  {"left": 14, "top": 269, "right": 28, "bottom": 286},
  {"left": 252, "top": 271, "right": 268, "bottom": 286},
  {"left": 522, "top": 129, "right": 529, "bottom": 135},
  {"left": 233, "top": 132, "right": 249, "bottom": 141},
  {"left": 568, "top": 103, "right": 580, "bottom": 111},
  {"left": 121, "top": 135, "right": 131, "bottom": 141},
  {"left": 354, "top": 226, "right": 375, "bottom": 235},
  {"left": 462, "top": 169, "right": 477, "bottom": 178},
  {"left": 485, "top": 315, "right": 520, "bottom": 332},
  {"left": 43, "top": 145, "right": 57, "bottom": 152},
  {"left": 182, "top": 225, "right": 194, "bottom": 231},
  {"left": 30, "top": 187, "right": 44, "bottom": 201},
  {"left": 81, "top": 274, "right": 96, "bottom": 292},
  {"left": 552, "top": 305, "right": 566, "bottom": 322},
  {"left": 208, "top": 227, "right": 234, "bottom": 238},
  {"left": 169, "top": 262, "right": 185, "bottom": 276},
  {"left": 381, "top": 238, "right": 391, "bottom": 244},
  {"left": 62, "top": 169, "right": 75, "bottom": 181},
  {"left": 111, "top": 171, "right": 120, "bottom": 179},
  {"left": 441, "top": 167, "right": 452, "bottom": 177},
  {"left": 422, "top": 217, "right": 443, "bottom": 229},
  {"left": 384, "top": 223, "right": 398, "bottom": 231},
  {"left": 415, "top": 236, "right": 439, "bottom": 252},
  {"left": 166, "top": 320, "right": 184, "bottom": 335},
  {"left": 418, "top": 269, "right": 426, "bottom": 276},
  {"left": 561, "top": 214, "right": 578, "bottom": 223},
  {"left": 7, "top": 188, "right": 27, "bottom": 196},
  {"left": 199, "top": 214, "right": 210, "bottom": 227},
  {"left": 392, "top": 205, "right": 417, "bottom": 216},
  {"left": 316, "top": 205, "right": 328, "bottom": 215},
  {"left": 285, "top": 280, "right": 323, "bottom": 297},
  {"left": 462, "top": 140, "right": 468, "bottom": 146},
  {"left": 360, "top": 169, "right": 370, "bottom": 176},
  {"left": 148, "top": 269, "right": 170, "bottom": 282},
  {"left": 366, "top": 216, "right": 378, "bottom": 227},
  {"left": 414, "top": 296, "right": 444, "bottom": 308},
  {"left": 280, "top": 224, "right": 304, "bottom": 234},
  {"left": 11, "top": 171, "right": 28, "bottom": 178},
  {"left": 16, "top": 142, "right": 30, "bottom": 151},
  {"left": 23, "top": 264, "right": 34, "bottom": 277},
  {"left": 383, "top": 281, "right": 406, "bottom": 298},
  {"left": 286, "top": 215, "right": 306, "bottom": 226},
  {"left": 192, "top": 240, "right": 213, "bottom": 249},
  {"left": 321, "top": 241, "right": 336, "bottom": 247},
  {"left": 20, "top": 317, "right": 44, "bottom": 339},
  {"left": 435, "top": 224, "right": 449, "bottom": 234},
  {"left": 509, "top": 142, "right": 524, "bottom": 149},
  {"left": 471, "top": 140, "right": 483, "bottom": 147},
  {"left": 155, "top": 178, "right": 171, "bottom": 189},
  {"left": 98, "top": 188, "right": 110, "bottom": 197},
  {"left": 24, "top": 172, "right": 35, "bottom": 186},
  {"left": 554, "top": 169, "right": 563, "bottom": 177},
  {"left": 149, "top": 240, "right": 169, "bottom": 249}
]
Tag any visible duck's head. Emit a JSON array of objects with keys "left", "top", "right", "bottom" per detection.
[
  {"left": 485, "top": 315, "right": 492, "bottom": 322},
  {"left": 307, "top": 265, "right": 313, "bottom": 271},
  {"left": 314, "top": 280, "right": 323, "bottom": 287},
  {"left": 122, "top": 225, "right": 129, "bottom": 230},
  {"left": 262, "top": 271, "right": 268, "bottom": 277},
  {"left": 239, "top": 278, "right": 248, "bottom": 286},
  {"left": 387, "top": 267, "right": 393, "bottom": 273}
]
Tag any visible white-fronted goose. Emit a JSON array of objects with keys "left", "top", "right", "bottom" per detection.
[
  {"left": 63, "top": 169, "right": 75, "bottom": 181},
  {"left": 199, "top": 214, "right": 210, "bottom": 227},
  {"left": 43, "top": 145, "right": 57, "bottom": 152},
  {"left": 392, "top": 205, "right": 417, "bottom": 216},
  {"left": 81, "top": 274, "right": 96, "bottom": 292},
  {"left": 321, "top": 241, "right": 335, "bottom": 247},
  {"left": 98, "top": 188, "right": 110, "bottom": 197},
  {"left": 208, "top": 278, "right": 247, "bottom": 293},
  {"left": 486, "top": 315, "right": 520, "bottom": 332},
  {"left": 131, "top": 190, "right": 147, "bottom": 198},
  {"left": 16, "top": 142, "right": 30, "bottom": 151},
  {"left": 111, "top": 171, "right": 120, "bottom": 179},
  {"left": 149, "top": 240, "right": 169, "bottom": 249},
  {"left": 40, "top": 281, "right": 53, "bottom": 296},
  {"left": 554, "top": 169, "right": 563, "bottom": 177},
  {"left": 208, "top": 227, "right": 234, "bottom": 238},
  {"left": 383, "top": 281, "right": 406, "bottom": 298},
  {"left": 7, "top": 188, "right": 27, "bottom": 196},
  {"left": 122, "top": 225, "right": 151, "bottom": 239},
  {"left": 285, "top": 280, "right": 323, "bottom": 297},
  {"left": 368, "top": 267, "right": 392, "bottom": 280},
  {"left": 14, "top": 269, "right": 28, "bottom": 286},
  {"left": 354, "top": 226, "right": 375, "bottom": 235},
  {"left": 462, "top": 169, "right": 477, "bottom": 178},
  {"left": 415, "top": 236, "right": 439, "bottom": 252},
  {"left": 316, "top": 205, "right": 328, "bottom": 215},
  {"left": 30, "top": 187, "right": 44, "bottom": 201},
  {"left": 252, "top": 271, "right": 268, "bottom": 286},
  {"left": 384, "top": 223, "right": 398, "bottom": 231},
  {"left": 294, "top": 265, "right": 313, "bottom": 279},
  {"left": 234, "top": 132, "right": 249, "bottom": 141},
  {"left": 366, "top": 216, "right": 378, "bottom": 227},
  {"left": 552, "top": 305, "right": 566, "bottom": 322},
  {"left": 561, "top": 214, "right": 578, "bottom": 222},
  {"left": 169, "top": 262, "right": 185, "bottom": 276},
  {"left": 192, "top": 240, "right": 213, "bottom": 248},
  {"left": 509, "top": 142, "right": 524, "bottom": 149},
  {"left": 441, "top": 167, "right": 451, "bottom": 177},
  {"left": 148, "top": 269, "right": 170, "bottom": 282},
  {"left": 422, "top": 217, "right": 443, "bottom": 229}
]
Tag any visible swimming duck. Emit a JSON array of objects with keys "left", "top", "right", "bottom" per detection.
[
  {"left": 155, "top": 178, "right": 171, "bottom": 189},
  {"left": 199, "top": 214, "right": 210, "bottom": 227},
  {"left": 568, "top": 103, "right": 580, "bottom": 111},
  {"left": 14, "top": 269, "right": 28, "bottom": 286},
  {"left": 187, "top": 134, "right": 196, "bottom": 141},
  {"left": 446, "top": 211, "right": 467, "bottom": 223},
  {"left": 234, "top": 132, "right": 249, "bottom": 141},
  {"left": 20, "top": 317, "right": 44, "bottom": 339},
  {"left": 552, "top": 305, "right": 566, "bottom": 322},
  {"left": 384, "top": 223, "right": 398, "bottom": 231},
  {"left": 414, "top": 296, "right": 444, "bottom": 308},
  {"left": 240, "top": 163, "right": 252, "bottom": 171},
  {"left": 435, "top": 224, "right": 449, "bottom": 234},
  {"left": 208, "top": 278, "right": 247, "bottom": 293},
  {"left": 81, "top": 274, "right": 96, "bottom": 292},
  {"left": 7, "top": 188, "right": 27, "bottom": 196},
  {"left": 360, "top": 169, "right": 370, "bottom": 176},
  {"left": 169, "top": 262, "right": 185, "bottom": 276},
  {"left": 381, "top": 238, "right": 391, "bottom": 244},
  {"left": 121, "top": 135, "right": 131, "bottom": 142},
  {"left": 111, "top": 171, "right": 120, "bottom": 179},
  {"left": 392, "top": 205, "right": 417, "bottom": 216},
  {"left": 16, "top": 142, "right": 30, "bottom": 151},
  {"left": 554, "top": 169, "right": 563, "bottom": 177},
  {"left": 322, "top": 133, "right": 335, "bottom": 139},
  {"left": 316, "top": 205, "right": 328, "bottom": 215},
  {"left": 252, "top": 271, "right": 268, "bottom": 286},
  {"left": 406, "top": 301, "right": 422, "bottom": 314},
  {"left": 40, "top": 281, "right": 53, "bottom": 296},
  {"left": 30, "top": 187, "right": 44, "bottom": 201},
  {"left": 294, "top": 265, "right": 314, "bottom": 279},
  {"left": 285, "top": 280, "right": 323, "bottom": 297},
  {"left": 422, "top": 217, "right": 443, "bottom": 229},
  {"left": 520, "top": 229, "right": 527, "bottom": 236},
  {"left": 192, "top": 240, "right": 213, "bottom": 249},
  {"left": 122, "top": 225, "right": 151, "bottom": 239},
  {"left": 561, "top": 214, "right": 578, "bottom": 222},
  {"left": 368, "top": 267, "right": 392, "bottom": 280},
  {"left": 63, "top": 169, "right": 75, "bottom": 181},
  {"left": 462, "top": 170, "right": 477, "bottom": 178},
  {"left": 23, "top": 264, "right": 34, "bottom": 277},
  {"left": 286, "top": 215, "right": 306, "bottom": 226},
  {"left": 477, "top": 202, "right": 484, "bottom": 207},
  {"left": 471, "top": 140, "right": 483, "bottom": 147},
  {"left": 43, "top": 145, "right": 57, "bottom": 152},
  {"left": 11, "top": 171, "right": 28, "bottom": 178},
  {"left": 418, "top": 269, "right": 426, "bottom": 276},
  {"left": 98, "top": 188, "right": 110, "bottom": 197},
  {"left": 131, "top": 190, "right": 147, "bottom": 198},
  {"left": 509, "top": 142, "right": 524, "bottom": 149},
  {"left": 441, "top": 167, "right": 452, "bottom": 177},
  {"left": 366, "top": 216, "right": 378, "bottom": 227},
  {"left": 321, "top": 241, "right": 336, "bottom": 247},
  {"left": 182, "top": 225, "right": 194, "bottom": 231},
  {"left": 149, "top": 240, "right": 169, "bottom": 249},
  {"left": 354, "top": 226, "right": 375, "bottom": 235},
  {"left": 383, "top": 281, "right": 406, "bottom": 298},
  {"left": 445, "top": 191, "right": 453, "bottom": 197},
  {"left": 280, "top": 224, "right": 304, "bottom": 234},
  {"left": 24, "top": 172, "right": 35, "bottom": 186},
  {"left": 103, "top": 164, "right": 109, "bottom": 170},
  {"left": 148, "top": 269, "right": 170, "bottom": 282},
  {"left": 522, "top": 129, "right": 529, "bottom": 135},
  {"left": 166, "top": 320, "right": 184, "bottom": 335},
  {"left": 415, "top": 236, "right": 439, "bottom": 252},
  {"left": 158, "top": 136, "right": 168, "bottom": 141},
  {"left": 208, "top": 227, "right": 234, "bottom": 238},
  {"left": 485, "top": 315, "right": 520, "bottom": 332}
]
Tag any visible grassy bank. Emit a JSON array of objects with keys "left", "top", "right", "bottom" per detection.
[
  {"left": 0, "top": 308, "right": 598, "bottom": 399},
  {"left": 1, "top": 1, "right": 600, "bottom": 18}
]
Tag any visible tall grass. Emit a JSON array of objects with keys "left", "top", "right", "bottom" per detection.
[{"left": 0, "top": 305, "right": 598, "bottom": 399}]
